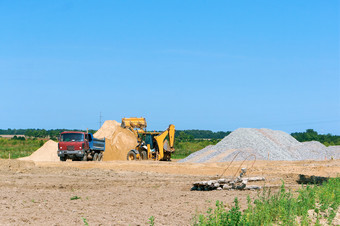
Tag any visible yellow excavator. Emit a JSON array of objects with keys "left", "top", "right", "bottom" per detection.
[{"left": 121, "top": 117, "right": 175, "bottom": 161}]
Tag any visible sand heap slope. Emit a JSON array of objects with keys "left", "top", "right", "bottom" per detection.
[
  {"left": 19, "top": 140, "right": 59, "bottom": 162},
  {"left": 179, "top": 128, "right": 340, "bottom": 163},
  {"left": 94, "top": 120, "right": 137, "bottom": 161},
  {"left": 93, "top": 120, "right": 121, "bottom": 139}
]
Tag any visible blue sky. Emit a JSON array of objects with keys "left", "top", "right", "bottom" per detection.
[{"left": 0, "top": 1, "right": 339, "bottom": 134}]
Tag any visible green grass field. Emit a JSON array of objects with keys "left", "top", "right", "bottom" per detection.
[
  {"left": 0, "top": 137, "right": 213, "bottom": 160},
  {"left": 0, "top": 138, "right": 46, "bottom": 159},
  {"left": 171, "top": 140, "right": 220, "bottom": 159},
  {"left": 192, "top": 177, "right": 340, "bottom": 226}
]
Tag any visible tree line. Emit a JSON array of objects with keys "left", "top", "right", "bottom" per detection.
[
  {"left": 175, "top": 130, "right": 231, "bottom": 142},
  {"left": 1, "top": 128, "right": 339, "bottom": 145},
  {"left": 0, "top": 129, "right": 97, "bottom": 140},
  {"left": 291, "top": 129, "right": 340, "bottom": 146},
  {"left": 175, "top": 130, "right": 231, "bottom": 140},
  {"left": 0, "top": 128, "right": 231, "bottom": 140}
]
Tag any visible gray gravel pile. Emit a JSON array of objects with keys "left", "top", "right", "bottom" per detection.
[
  {"left": 326, "top": 146, "right": 340, "bottom": 159},
  {"left": 288, "top": 141, "right": 328, "bottom": 160},
  {"left": 179, "top": 128, "right": 340, "bottom": 163}
]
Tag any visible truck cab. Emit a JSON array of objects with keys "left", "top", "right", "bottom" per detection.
[{"left": 57, "top": 131, "right": 105, "bottom": 161}]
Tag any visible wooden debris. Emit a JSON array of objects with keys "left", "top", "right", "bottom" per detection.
[
  {"left": 244, "top": 185, "right": 262, "bottom": 190},
  {"left": 247, "top": 177, "right": 265, "bottom": 182},
  {"left": 191, "top": 168, "right": 264, "bottom": 191}
]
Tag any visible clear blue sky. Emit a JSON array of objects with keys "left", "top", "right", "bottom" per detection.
[{"left": 0, "top": 1, "right": 339, "bottom": 134}]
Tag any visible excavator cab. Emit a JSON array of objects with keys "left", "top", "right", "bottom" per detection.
[{"left": 144, "top": 134, "right": 154, "bottom": 149}]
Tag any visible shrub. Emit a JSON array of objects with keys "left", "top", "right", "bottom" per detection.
[{"left": 192, "top": 177, "right": 340, "bottom": 225}]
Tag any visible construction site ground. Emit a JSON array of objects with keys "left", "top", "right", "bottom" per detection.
[{"left": 0, "top": 159, "right": 339, "bottom": 225}]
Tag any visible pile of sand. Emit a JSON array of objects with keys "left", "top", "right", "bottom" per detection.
[
  {"left": 94, "top": 120, "right": 138, "bottom": 161},
  {"left": 19, "top": 140, "right": 59, "bottom": 162},
  {"left": 93, "top": 120, "right": 121, "bottom": 139}
]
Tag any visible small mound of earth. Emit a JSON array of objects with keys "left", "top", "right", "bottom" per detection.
[{"left": 19, "top": 140, "right": 59, "bottom": 162}]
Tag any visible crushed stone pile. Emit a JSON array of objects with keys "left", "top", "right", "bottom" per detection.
[
  {"left": 326, "top": 146, "right": 340, "bottom": 159},
  {"left": 179, "top": 128, "right": 340, "bottom": 163},
  {"left": 19, "top": 140, "right": 59, "bottom": 162},
  {"left": 94, "top": 120, "right": 137, "bottom": 161}
]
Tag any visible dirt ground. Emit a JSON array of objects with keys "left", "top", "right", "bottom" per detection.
[{"left": 0, "top": 159, "right": 339, "bottom": 225}]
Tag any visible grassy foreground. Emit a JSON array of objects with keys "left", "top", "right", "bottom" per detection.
[
  {"left": 0, "top": 138, "right": 46, "bottom": 159},
  {"left": 191, "top": 177, "right": 339, "bottom": 226}
]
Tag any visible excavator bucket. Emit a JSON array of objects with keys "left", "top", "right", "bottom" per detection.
[{"left": 121, "top": 117, "right": 147, "bottom": 129}]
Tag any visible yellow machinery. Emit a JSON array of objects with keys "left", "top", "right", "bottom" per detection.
[
  {"left": 121, "top": 117, "right": 147, "bottom": 142},
  {"left": 121, "top": 117, "right": 175, "bottom": 161}
]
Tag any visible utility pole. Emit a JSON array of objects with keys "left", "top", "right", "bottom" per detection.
[{"left": 99, "top": 112, "right": 102, "bottom": 129}]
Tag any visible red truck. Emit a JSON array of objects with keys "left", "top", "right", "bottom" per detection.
[{"left": 57, "top": 131, "right": 105, "bottom": 161}]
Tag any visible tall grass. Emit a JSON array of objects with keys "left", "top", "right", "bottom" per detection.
[
  {"left": 0, "top": 138, "right": 46, "bottom": 159},
  {"left": 192, "top": 177, "right": 340, "bottom": 225},
  {"left": 172, "top": 140, "right": 219, "bottom": 159}
]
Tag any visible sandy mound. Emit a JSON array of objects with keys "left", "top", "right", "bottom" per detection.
[
  {"left": 19, "top": 140, "right": 59, "bottom": 162},
  {"left": 94, "top": 120, "right": 121, "bottom": 139},
  {"left": 95, "top": 120, "right": 138, "bottom": 161},
  {"left": 103, "top": 127, "right": 138, "bottom": 161}
]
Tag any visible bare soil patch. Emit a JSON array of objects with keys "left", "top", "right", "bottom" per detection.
[{"left": 0, "top": 159, "right": 339, "bottom": 225}]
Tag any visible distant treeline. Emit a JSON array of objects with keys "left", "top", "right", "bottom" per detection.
[
  {"left": 291, "top": 129, "right": 340, "bottom": 146},
  {"left": 0, "top": 129, "right": 97, "bottom": 140},
  {"left": 0, "top": 129, "right": 27, "bottom": 135},
  {"left": 0, "top": 128, "right": 230, "bottom": 141},
  {"left": 175, "top": 130, "right": 231, "bottom": 141},
  {"left": 1, "top": 128, "right": 340, "bottom": 145}
]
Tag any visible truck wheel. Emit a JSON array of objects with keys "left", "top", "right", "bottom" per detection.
[
  {"left": 93, "top": 153, "right": 99, "bottom": 161},
  {"left": 127, "top": 151, "right": 136, "bottom": 160},
  {"left": 141, "top": 150, "right": 147, "bottom": 160},
  {"left": 98, "top": 153, "right": 103, "bottom": 161},
  {"left": 60, "top": 157, "right": 66, "bottom": 162},
  {"left": 164, "top": 152, "right": 171, "bottom": 161},
  {"left": 82, "top": 154, "right": 88, "bottom": 161}
]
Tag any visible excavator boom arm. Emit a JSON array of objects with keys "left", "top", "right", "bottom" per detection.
[{"left": 154, "top": 124, "right": 175, "bottom": 160}]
